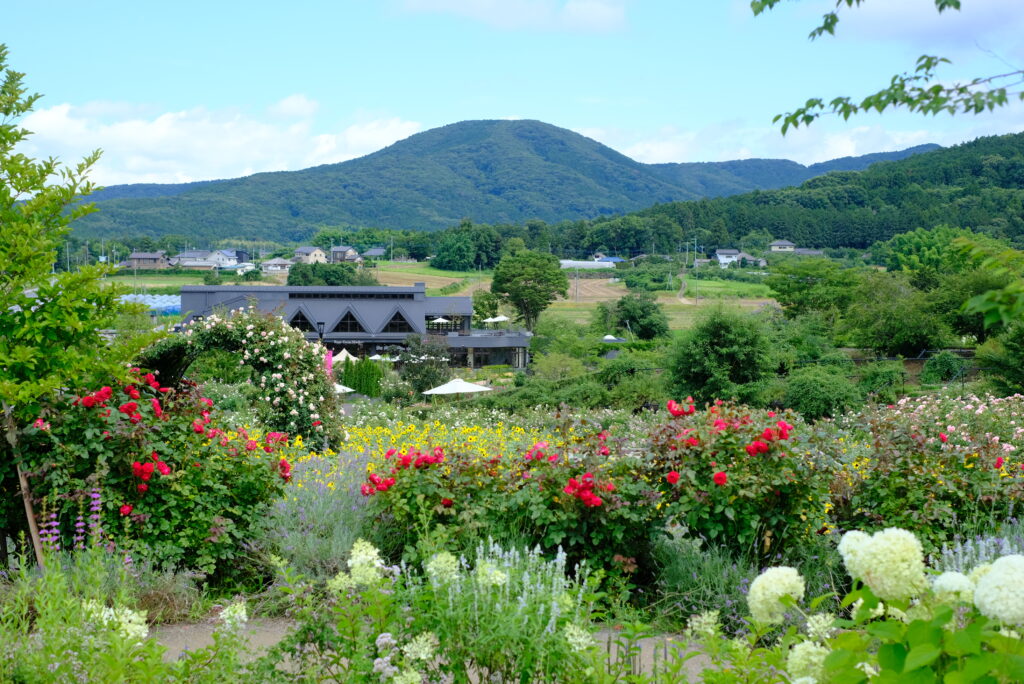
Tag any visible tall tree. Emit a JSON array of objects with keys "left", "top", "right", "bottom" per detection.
[
  {"left": 0, "top": 45, "right": 133, "bottom": 564},
  {"left": 490, "top": 251, "right": 568, "bottom": 331}
]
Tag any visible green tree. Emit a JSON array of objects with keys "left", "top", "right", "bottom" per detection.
[
  {"left": 841, "top": 272, "right": 951, "bottom": 356},
  {"left": 977, "top": 324, "right": 1024, "bottom": 395},
  {"left": 491, "top": 251, "right": 568, "bottom": 331},
  {"left": 0, "top": 46, "right": 135, "bottom": 563},
  {"left": 614, "top": 292, "right": 669, "bottom": 340},
  {"left": 668, "top": 307, "right": 776, "bottom": 406},
  {"left": 766, "top": 258, "right": 861, "bottom": 321},
  {"left": 752, "top": 1, "right": 1024, "bottom": 132},
  {"left": 782, "top": 366, "right": 861, "bottom": 422},
  {"left": 395, "top": 336, "right": 452, "bottom": 393},
  {"left": 287, "top": 262, "right": 377, "bottom": 286},
  {"left": 431, "top": 230, "right": 475, "bottom": 271},
  {"left": 472, "top": 290, "right": 500, "bottom": 322}
]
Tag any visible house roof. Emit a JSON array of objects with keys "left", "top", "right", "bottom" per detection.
[
  {"left": 294, "top": 246, "right": 321, "bottom": 254},
  {"left": 217, "top": 249, "right": 238, "bottom": 258},
  {"left": 597, "top": 256, "right": 625, "bottom": 263},
  {"left": 716, "top": 249, "right": 740, "bottom": 256},
  {"left": 263, "top": 257, "right": 295, "bottom": 265},
  {"left": 177, "top": 250, "right": 211, "bottom": 259},
  {"left": 330, "top": 245, "right": 356, "bottom": 253},
  {"left": 363, "top": 247, "right": 387, "bottom": 257},
  {"left": 128, "top": 251, "right": 166, "bottom": 259},
  {"left": 769, "top": 240, "right": 795, "bottom": 247}
]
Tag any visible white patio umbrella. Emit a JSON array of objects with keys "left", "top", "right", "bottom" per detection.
[
  {"left": 368, "top": 354, "right": 383, "bottom": 361},
  {"left": 334, "top": 383, "right": 356, "bottom": 394},
  {"left": 422, "top": 378, "right": 493, "bottom": 395},
  {"left": 482, "top": 315, "right": 510, "bottom": 323},
  {"left": 430, "top": 317, "right": 451, "bottom": 324},
  {"left": 335, "top": 348, "right": 358, "bottom": 363}
]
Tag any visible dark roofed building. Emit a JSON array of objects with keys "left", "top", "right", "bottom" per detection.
[
  {"left": 126, "top": 251, "right": 169, "bottom": 270},
  {"left": 769, "top": 240, "right": 796, "bottom": 252},
  {"left": 329, "top": 245, "right": 361, "bottom": 263},
  {"left": 362, "top": 247, "right": 387, "bottom": 259},
  {"left": 180, "top": 283, "right": 531, "bottom": 368}
]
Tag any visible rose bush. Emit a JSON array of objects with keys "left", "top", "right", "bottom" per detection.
[{"left": 20, "top": 370, "right": 301, "bottom": 576}]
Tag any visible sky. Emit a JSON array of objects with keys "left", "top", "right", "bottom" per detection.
[{"left": 6, "top": 0, "right": 1024, "bottom": 186}]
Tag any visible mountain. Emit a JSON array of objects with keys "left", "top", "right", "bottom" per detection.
[{"left": 72, "top": 120, "right": 938, "bottom": 242}]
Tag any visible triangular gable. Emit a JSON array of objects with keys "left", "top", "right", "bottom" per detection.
[
  {"left": 330, "top": 309, "right": 367, "bottom": 334},
  {"left": 381, "top": 310, "right": 415, "bottom": 333},
  {"left": 288, "top": 308, "right": 317, "bottom": 332}
]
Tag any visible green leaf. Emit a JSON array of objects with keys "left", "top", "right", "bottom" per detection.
[
  {"left": 868, "top": 621, "right": 905, "bottom": 643},
  {"left": 904, "top": 644, "right": 941, "bottom": 671},
  {"left": 943, "top": 621, "right": 982, "bottom": 657},
  {"left": 878, "top": 643, "right": 907, "bottom": 673}
]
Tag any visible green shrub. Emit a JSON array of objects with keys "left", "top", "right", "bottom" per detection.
[
  {"left": 783, "top": 366, "right": 861, "bottom": 421},
  {"left": 532, "top": 352, "right": 586, "bottom": 382},
  {"left": 857, "top": 360, "right": 908, "bottom": 403},
  {"left": 340, "top": 358, "right": 384, "bottom": 397},
  {"left": 920, "top": 350, "right": 968, "bottom": 384},
  {"left": 552, "top": 379, "right": 609, "bottom": 409}
]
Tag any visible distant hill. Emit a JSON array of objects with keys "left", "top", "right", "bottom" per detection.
[{"left": 72, "top": 119, "right": 938, "bottom": 242}]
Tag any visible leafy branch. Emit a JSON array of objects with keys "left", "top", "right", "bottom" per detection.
[{"left": 750, "top": 0, "right": 1024, "bottom": 133}]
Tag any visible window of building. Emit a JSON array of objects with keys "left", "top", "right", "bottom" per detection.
[
  {"left": 332, "top": 312, "right": 365, "bottom": 333},
  {"left": 289, "top": 310, "right": 316, "bottom": 332},
  {"left": 383, "top": 311, "right": 414, "bottom": 333}
]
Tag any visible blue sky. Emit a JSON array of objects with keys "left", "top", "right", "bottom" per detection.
[{"left": 7, "top": 0, "right": 1024, "bottom": 185}]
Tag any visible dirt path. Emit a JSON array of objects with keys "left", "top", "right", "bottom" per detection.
[{"left": 153, "top": 620, "right": 711, "bottom": 678}]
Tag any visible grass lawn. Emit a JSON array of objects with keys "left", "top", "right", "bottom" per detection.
[
  {"left": 372, "top": 261, "right": 492, "bottom": 279},
  {"left": 680, "top": 277, "right": 772, "bottom": 299},
  {"left": 545, "top": 298, "right": 769, "bottom": 330}
]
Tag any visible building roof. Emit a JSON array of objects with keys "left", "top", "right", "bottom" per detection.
[
  {"left": 769, "top": 240, "right": 796, "bottom": 247},
  {"left": 176, "top": 250, "right": 211, "bottom": 259},
  {"left": 128, "top": 251, "right": 166, "bottom": 259},
  {"left": 597, "top": 256, "right": 626, "bottom": 263},
  {"left": 363, "top": 247, "right": 387, "bottom": 257},
  {"left": 262, "top": 257, "right": 295, "bottom": 265},
  {"left": 330, "top": 245, "right": 356, "bottom": 253},
  {"left": 560, "top": 259, "right": 614, "bottom": 270},
  {"left": 217, "top": 249, "right": 238, "bottom": 258},
  {"left": 716, "top": 249, "right": 740, "bottom": 256},
  {"left": 294, "top": 246, "right": 321, "bottom": 254}
]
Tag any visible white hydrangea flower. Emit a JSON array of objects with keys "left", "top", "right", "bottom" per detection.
[
  {"left": 425, "top": 552, "right": 460, "bottom": 584},
  {"left": 855, "top": 661, "right": 880, "bottom": 679},
  {"left": 327, "top": 571, "right": 355, "bottom": 594},
  {"left": 786, "top": 641, "right": 829, "bottom": 682},
  {"left": 841, "top": 528, "right": 926, "bottom": 601},
  {"left": 685, "top": 610, "right": 721, "bottom": 641},
  {"left": 82, "top": 599, "right": 149, "bottom": 643},
  {"left": 220, "top": 600, "right": 248, "bottom": 631},
  {"left": 563, "top": 623, "right": 596, "bottom": 653},
  {"left": 747, "top": 566, "right": 805, "bottom": 624},
  {"left": 346, "top": 539, "right": 385, "bottom": 586},
  {"left": 969, "top": 563, "right": 993, "bottom": 584},
  {"left": 391, "top": 669, "right": 423, "bottom": 684},
  {"left": 974, "top": 555, "right": 1024, "bottom": 626},
  {"left": 402, "top": 632, "right": 439, "bottom": 662},
  {"left": 932, "top": 571, "right": 974, "bottom": 603},
  {"left": 805, "top": 613, "right": 835, "bottom": 642},
  {"left": 475, "top": 561, "right": 509, "bottom": 588}
]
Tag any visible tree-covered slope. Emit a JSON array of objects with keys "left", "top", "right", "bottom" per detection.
[
  {"left": 72, "top": 119, "right": 937, "bottom": 241},
  {"left": 636, "top": 133, "right": 1024, "bottom": 250}
]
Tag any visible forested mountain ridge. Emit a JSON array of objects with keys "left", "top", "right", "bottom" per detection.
[
  {"left": 631, "top": 131, "right": 1024, "bottom": 251},
  {"left": 72, "top": 119, "right": 935, "bottom": 242}
]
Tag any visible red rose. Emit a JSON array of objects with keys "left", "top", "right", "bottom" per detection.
[
  {"left": 666, "top": 400, "right": 686, "bottom": 417},
  {"left": 151, "top": 398, "right": 163, "bottom": 419},
  {"left": 360, "top": 483, "right": 374, "bottom": 496},
  {"left": 137, "top": 483, "right": 149, "bottom": 493},
  {"left": 245, "top": 439, "right": 258, "bottom": 451},
  {"left": 156, "top": 462, "right": 171, "bottom": 476},
  {"left": 713, "top": 471, "right": 728, "bottom": 486},
  {"left": 996, "top": 457, "right": 1005, "bottom": 469},
  {"left": 81, "top": 396, "right": 97, "bottom": 408},
  {"left": 119, "top": 504, "right": 133, "bottom": 516},
  {"left": 666, "top": 471, "right": 680, "bottom": 485},
  {"left": 441, "top": 498, "right": 454, "bottom": 508},
  {"left": 939, "top": 432, "right": 948, "bottom": 443},
  {"left": 118, "top": 402, "right": 138, "bottom": 415},
  {"left": 199, "top": 397, "right": 213, "bottom": 408}
]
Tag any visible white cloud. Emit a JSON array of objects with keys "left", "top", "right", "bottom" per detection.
[
  {"left": 399, "top": 0, "right": 626, "bottom": 32},
  {"left": 20, "top": 103, "right": 421, "bottom": 186},
  {"left": 267, "top": 94, "right": 320, "bottom": 119},
  {"left": 581, "top": 102, "right": 1024, "bottom": 166}
]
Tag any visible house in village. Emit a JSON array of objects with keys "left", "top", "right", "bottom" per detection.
[
  {"left": 261, "top": 257, "right": 295, "bottom": 275},
  {"left": 362, "top": 247, "right": 387, "bottom": 260},
  {"left": 329, "top": 245, "right": 362, "bottom": 263},
  {"left": 171, "top": 249, "right": 241, "bottom": 270},
  {"left": 125, "top": 251, "right": 169, "bottom": 270},
  {"left": 714, "top": 249, "right": 767, "bottom": 268},
  {"left": 180, "top": 283, "right": 532, "bottom": 368},
  {"left": 293, "top": 246, "right": 328, "bottom": 264},
  {"left": 769, "top": 240, "right": 796, "bottom": 253}
]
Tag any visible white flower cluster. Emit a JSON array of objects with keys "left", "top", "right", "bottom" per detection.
[
  {"left": 402, "top": 632, "right": 439, "bottom": 662},
  {"left": 220, "top": 600, "right": 248, "bottom": 631},
  {"left": 684, "top": 610, "right": 721, "bottom": 642},
  {"left": 425, "top": 551, "right": 461, "bottom": 585},
  {"left": 786, "top": 641, "right": 829, "bottom": 682},
  {"left": 932, "top": 571, "right": 975, "bottom": 604},
  {"left": 839, "top": 528, "right": 926, "bottom": 601},
  {"left": 328, "top": 539, "right": 385, "bottom": 593},
  {"left": 804, "top": 613, "right": 835, "bottom": 642},
  {"left": 563, "top": 623, "right": 596, "bottom": 653},
  {"left": 474, "top": 560, "right": 509, "bottom": 588},
  {"left": 390, "top": 669, "right": 424, "bottom": 684},
  {"left": 82, "top": 599, "right": 149, "bottom": 643},
  {"left": 974, "top": 555, "right": 1024, "bottom": 626},
  {"left": 747, "top": 566, "right": 805, "bottom": 624}
]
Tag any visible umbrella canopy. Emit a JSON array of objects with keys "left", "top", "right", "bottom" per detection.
[
  {"left": 430, "top": 317, "right": 451, "bottom": 324},
  {"left": 482, "top": 315, "right": 510, "bottom": 323},
  {"left": 334, "top": 383, "right": 356, "bottom": 394},
  {"left": 422, "top": 378, "right": 493, "bottom": 395},
  {"left": 367, "top": 354, "right": 382, "bottom": 361}
]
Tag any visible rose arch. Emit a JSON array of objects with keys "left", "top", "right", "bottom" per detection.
[{"left": 136, "top": 306, "right": 342, "bottom": 439}]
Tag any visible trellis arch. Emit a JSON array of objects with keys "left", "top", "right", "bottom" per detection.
[{"left": 136, "top": 307, "right": 341, "bottom": 438}]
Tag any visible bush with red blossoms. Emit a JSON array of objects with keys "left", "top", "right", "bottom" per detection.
[
  {"left": 648, "top": 399, "right": 832, "bottom": 560},
  {"left": 18, "top": 370, "right": 306, "bottom": 577},
  {"left": 362, "top": 413, "right": 669, "bottom": 571}
]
